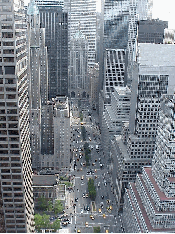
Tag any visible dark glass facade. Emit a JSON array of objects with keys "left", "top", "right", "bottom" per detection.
[
  {"left": 36, "top": 3, "right": 68, "bottom": 99},
  {"left": 104, "top": 0, "right": 129, "bottom": 50},
  {"left": 138, "top": 19, "right": 168, "bottom": 44}
]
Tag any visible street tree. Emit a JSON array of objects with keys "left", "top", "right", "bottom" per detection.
[{"left": 53, "top": 200, "right": 64, "bottom": 214}]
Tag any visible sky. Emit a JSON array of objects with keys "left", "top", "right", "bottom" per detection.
[
  {"left": 24, "top": 0, "right": 175, "bottom": 29},
  {"left": 152, "top": 0, "right": 175, "bottom": 29}
]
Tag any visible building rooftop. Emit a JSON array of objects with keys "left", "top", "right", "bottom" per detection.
[
  {"left": 33, "top": 175, "right": 58, "bottom": 186},
  {"left": 129, "top": 182, "right": 175, "bottom": 232},
  {"left": 145, "top": 167, "right": 175, "bottom": 201},
  {"left": 138, "top": 43, "right": 175, "bottom": 67},
  {"left": 114, "top": 86, "right": 131, "bottom": 95},
  {"left": 115, "top": 135, "right": 130, "bottom": 160}
]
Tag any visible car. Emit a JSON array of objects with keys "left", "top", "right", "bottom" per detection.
[
  {"left": 104, "top": 182, "right": 107, "bottom": 186},
  {"left": 77, "top": 230, "right": 81, "bottom": 233},
  {"left": 80, "top": 168, "right": 82, "bottom": 171},
  {"left": 98, "top": 208, "right": 102, "bottom": 213},
  {"left": 92, "top": 163, "right": 95, "bottom": 166},
  {"left": 85, "top": 222, "right": 88, "bottom": 227},
  {"left": 82, "top": 193, "right": 86, "bottom": 198},
  {"left": 75, "top": 198, "right": 78, "bottom": 202},
  {"left": 94, "top": 169, "right": 97, "bottom": 172},
  {"left": 105, "top": 230, "right": 109, "bottom": 233},
  {"left": 90, "top": 215, "right": 95, "bottom": 220},
  {"left": 98, "top": 182, "right": 100, "bottom": 187},
  {"left": 103, "top": 214, "right": 106, "bottom": 218},
  {"left": 62, "top": 222, "right": 68, "bottom": 227},
  {"left": 101, "top": 195, "right": 104, "bottom": 199},
  {"left": 86, "top": 193, "right": 89, "bottom": 198},
  {"left": 81, "top": 175, "right": 84, "bottom": 180},
  {"left": 81, "top": 208, "right": 83, "bottom": 214},
  {"left": 87, "top": 171, "right": 90, "bottom": 175},
  {"left": 87, "top": 206, "right": 90, "bottom": 211}
]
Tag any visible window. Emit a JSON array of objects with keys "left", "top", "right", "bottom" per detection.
[
  {"left": 3, "top": 41, "right": 13, "bottom": 46},
  {"left": 2, "top": 32, "right": 13, "bottom": 38},
  {"left": 5, "top": 66, "right": 15, "bottom": 74},
  {"left": 4, "top": 57, "right": 14, "bottom": 62}
]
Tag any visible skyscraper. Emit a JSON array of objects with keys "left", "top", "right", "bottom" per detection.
[
  {"left": 104, "top": 0, "right": 130, "bottom": 50},
  {"left": 0, "top": 0, "right": 35, "bottom": 231},
  {"left": 27, "top": 0, "right": 48, "bottom": 169},
  {"left": 99, "top": 0, "right": 130, "bottom": 90},
  {"left": 123, "top": 95, "right": 175, "bottom": 232},
  {"left": 35, "top": 0, "right": 68, "bottom": 99},
  {"left": 110, "top": 43, "right": 175, "bottom": 210},
  {"left": 126, "top": 0, "right": 153, "bottom": 87},
  {"left": 69, "top": 30, "right": 89, "bottom": 98},
  {"left": 67, "top": 0, "right": 97, "bottom": 68}
]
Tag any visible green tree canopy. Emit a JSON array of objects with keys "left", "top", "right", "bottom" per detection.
[
  {"left": 37, "top": 197, "right": 48, "bottom": 211},
  {"left": 88, "top": 178, "right": 96, "bottom": 201},
  {"left": 52, "top": 219, "right": 60, "bottom": 232},
  {"left": 93, "top": 226, "right": 101, "bottom": 233},
  {"left": 81, "top": 126, "right": 86, "bottom": 141},
  {"left": 53, "top": 200, "right": 64, "bottom": 215},
  {"left": 34, "top": 214, "right": 50, "bottom": 232}
]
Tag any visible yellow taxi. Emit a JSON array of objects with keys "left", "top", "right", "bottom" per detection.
[
  {"left": 105, "top": 230, "right": 109, "bottom": 233},
  {"left": 98, "top": 208, "right": 102, "bottom": 213},
  {"left": 103, "top": 214, "right": 106, "bottom": 218}
]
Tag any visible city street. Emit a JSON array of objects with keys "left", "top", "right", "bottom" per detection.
[{"left": 62, "top": 99, "right": 123, "bottom": 233}]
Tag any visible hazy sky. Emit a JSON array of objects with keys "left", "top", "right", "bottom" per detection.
[
  {"left": 152, "top": 0, "right": 175, "bottom": 28},
  {"left": 24, "top": 0, "right": 175, "bottom": 29}
]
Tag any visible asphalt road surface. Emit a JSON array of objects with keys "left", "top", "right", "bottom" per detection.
[{"left": 63, "top": 99, "right": 123, "bottom": 233}]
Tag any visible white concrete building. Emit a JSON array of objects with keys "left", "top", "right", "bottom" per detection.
[
  {"left": 123, "top": 95, "right": 175, "bottom": 232},
  {"left": 104, "top": 49, "right": 126, "bottom": 94},
  {"left": 110, "top": 43, "right": 175, "bottom": 210},
  {"left": 101, "top": 86, "right": 131, "bottom": 159}
]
